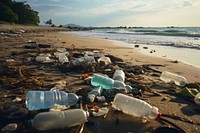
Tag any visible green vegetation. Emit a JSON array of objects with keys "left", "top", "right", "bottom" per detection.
[{"left": 0, "top": 0, "right": 40, "bottom": 25}]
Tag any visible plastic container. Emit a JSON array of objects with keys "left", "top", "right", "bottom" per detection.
[
  {"left": 112, "top": 93, "right": 159, "bottom": 119},
  {"left": 87, "top": 86, "right": 103, "bottom": 102},
  {"left": 194, "top": 93, "right": 200, "bottom": 106},
  {"left": 91, "top": 74, "right": 134, "bottom": 93},
  {"left": 72, "top": 56, "right": 95, "bottom": 66},
  {"left": 160, "top": 71, "right": 187, "bottom": 86},
  {"left": 58, "top": 55, "right": 69, "bottom": 63},
  {"left": 26, "top": 91, "right": 79, "bottom": 110},
  {"left": 31, "top": 109, "right": 88, "bottom": 131},
  {"left": 113, "top": 69, "right": 125, "bottom": 82},
  {"left": 97, "top": 57, "right": 111, "bottom": 65},
  {"left": 36, "top": 56, "right": 51, "bottom": 62}
]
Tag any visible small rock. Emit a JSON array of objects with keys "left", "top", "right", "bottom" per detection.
[
  {"left": 38, "top": 44, "right": 51, "bottom": 48},
  {"left": 6, "top": 59, "right": 15, "bottom": 62},
  {"left": 103, "top": 102, "right": 109, "bottom": 106},
  {"left": 161, "top": 97, "right": 168, "bottom": 101},
  {"left": 27, "top": 40, "right": 36, "bottom": 43},
  {"left": 1, "top": 123, "right": 17, "bottom": 132},
  {"left": 135, "top": 45, "right": 139, "bottom": 48},
  {"left": 143, "top": 47, "right": 148, "bottom": 49},
  {"left": 12, "top": 97, "right": 22, "bottom": 102}
]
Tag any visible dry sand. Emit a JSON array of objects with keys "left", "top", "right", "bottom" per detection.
[{"left": 0, "top": 25, "right": 200, "bottom": 133}]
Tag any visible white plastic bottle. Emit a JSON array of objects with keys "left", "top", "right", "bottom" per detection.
[
  {"left": 87, "top": 86, "right": 103, "bottom": 102},
  {"left": 113, "top": 69, "right": 125, "bottom": 82},
  {"left": 112, "top": 93, "right": 159, "bottom": 119},
  {"left": 160, "top": 71, "right": 187, "bottom": 86},
  {"left": 31, "top": 109, "right": 88, "bottom": 131}
]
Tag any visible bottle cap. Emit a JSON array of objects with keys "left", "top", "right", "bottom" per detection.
[{"left": 156, "top": 112, "right": 162, "bottom": 120}]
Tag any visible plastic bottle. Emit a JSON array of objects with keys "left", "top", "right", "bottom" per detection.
[
  {"left": 31, "top": 109, "right": 88, "bottom": 131},
  {"left": 113, "top": 69, "right": 125, "bottom": 82},
  {"left": 26, "top": 91, "right": 79, "bottom": 110},
  {"left": 36, "top": 56, "right": 51, "bottom": 62},
  {"left": 58, "top": 55, "right": 69, "bottom": 63},
  {"left": 112, "top": 93, "right": 159, "bottom": 119},
  {"left": 91, "top": 74, "right": 133, "bottom": 93},
  {"left": 160, "top": 71, "right": 187, "bottom": 86},
  {"left": 87, "top": 86, "right": 103, "bottom": 102},
  {"left": 72, "top": 56, "right": 95, "bottom": 66}
]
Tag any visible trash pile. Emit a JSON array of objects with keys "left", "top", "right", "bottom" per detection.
[{"left": 0, "top": 41, "right": 200, "bottom": 133}]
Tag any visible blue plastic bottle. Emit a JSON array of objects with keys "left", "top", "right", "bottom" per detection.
[
  {"left": 26, "top": 91, "right": 79, "bottom": 110},
  {"left": 91, "top": 74, "right": 134, "bottom": 93}
]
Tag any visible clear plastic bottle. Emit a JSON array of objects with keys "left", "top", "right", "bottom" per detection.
[
  {"left": 72, "top": 56, "right": 95, "bottom": 66},
  {"left": 31, "top": 109, "right": 88, "bottom": 131},
  {"left": 26, "top": 91, "right": 79, "bottom": 110},
  {"left": 91, "top": 74, "right": 134, "bottom": 93},
  {"left": 113, "top": 69, "right": 125, "bottom": 82},
  {"left": 160, "top": 71, "right": 187, "bottom": 86},
  {"left": 87, "top": 86, "right": 103, "bottom": 102},
  {"left": 112, "top": 93, "right": 159, "bottom": 119}
]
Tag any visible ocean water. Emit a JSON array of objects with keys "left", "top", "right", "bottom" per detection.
[{"left": 70, "top": 27, "right": 200, "bottom": 67}]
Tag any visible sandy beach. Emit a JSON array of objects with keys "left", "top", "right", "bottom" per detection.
[
  {"left": 58, "top": 32, "right": 200, "bottom": 82},
  {"left": 0, "top": 25, "right": 200, "bottom": 133}
]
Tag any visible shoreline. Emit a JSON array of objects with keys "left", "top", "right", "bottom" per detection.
[
  {"left": 61, "top": 32, "right": 200, "bottom": 83},
  {"left": 70, "top": 31, "right": 200, "bottom": 69},
  {"left": 112, "top": 40, "right": 200, "bottom": 69}
]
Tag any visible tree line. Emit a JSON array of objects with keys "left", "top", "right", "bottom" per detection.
[{"left": 0, "top": 0, "right": 39, "bottom": 25}]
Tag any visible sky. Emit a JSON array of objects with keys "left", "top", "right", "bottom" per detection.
[{"left": 16, "top": 0, "right": 200, "bottom": 27}]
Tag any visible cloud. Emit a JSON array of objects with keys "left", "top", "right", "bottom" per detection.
[{"left": 15, "top": 0, "right": 200, "bottom": 26}]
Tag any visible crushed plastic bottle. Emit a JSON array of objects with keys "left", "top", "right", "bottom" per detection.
[
  {"left": 87, "top": 86, "right": 103, "bottom": 102},
  {"left": 112, "top": 93, "right": 159, "bottom": 119},
  {"left": 91, "top": 74, "right": 134, "bottom": 93},
  {"left": 160, "top": 71, "right": 187, "bottom": 86},
  {"left": 26, "top": 91, "right": 80, "bottom": 110},
  {"left": 113, "top": 69, "right": 125, "bottom": 82},
  {"left": 72, "top": 56, "right": 95, "bottom": 66},
  {"left": 31, "top": 109, "right": 88, "bottom": 131}
]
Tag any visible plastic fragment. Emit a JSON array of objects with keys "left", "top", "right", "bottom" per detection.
[
  {"left": 49, "top": 104, "right": 69, "bottom": 112},
  {"left": 1, "top": 123, "right": 17, "bottom": 132},
  {"left": 13, "top": 97, "right": 22, "bottom": 102}
]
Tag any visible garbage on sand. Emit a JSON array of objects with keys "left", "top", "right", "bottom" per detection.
[{"left": 1, "top": 43, "right": 199, "bottom": 133}]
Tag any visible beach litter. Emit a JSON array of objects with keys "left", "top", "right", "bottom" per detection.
[{"left": 1, "top": 41, "right": 200, "bottom": 133}]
